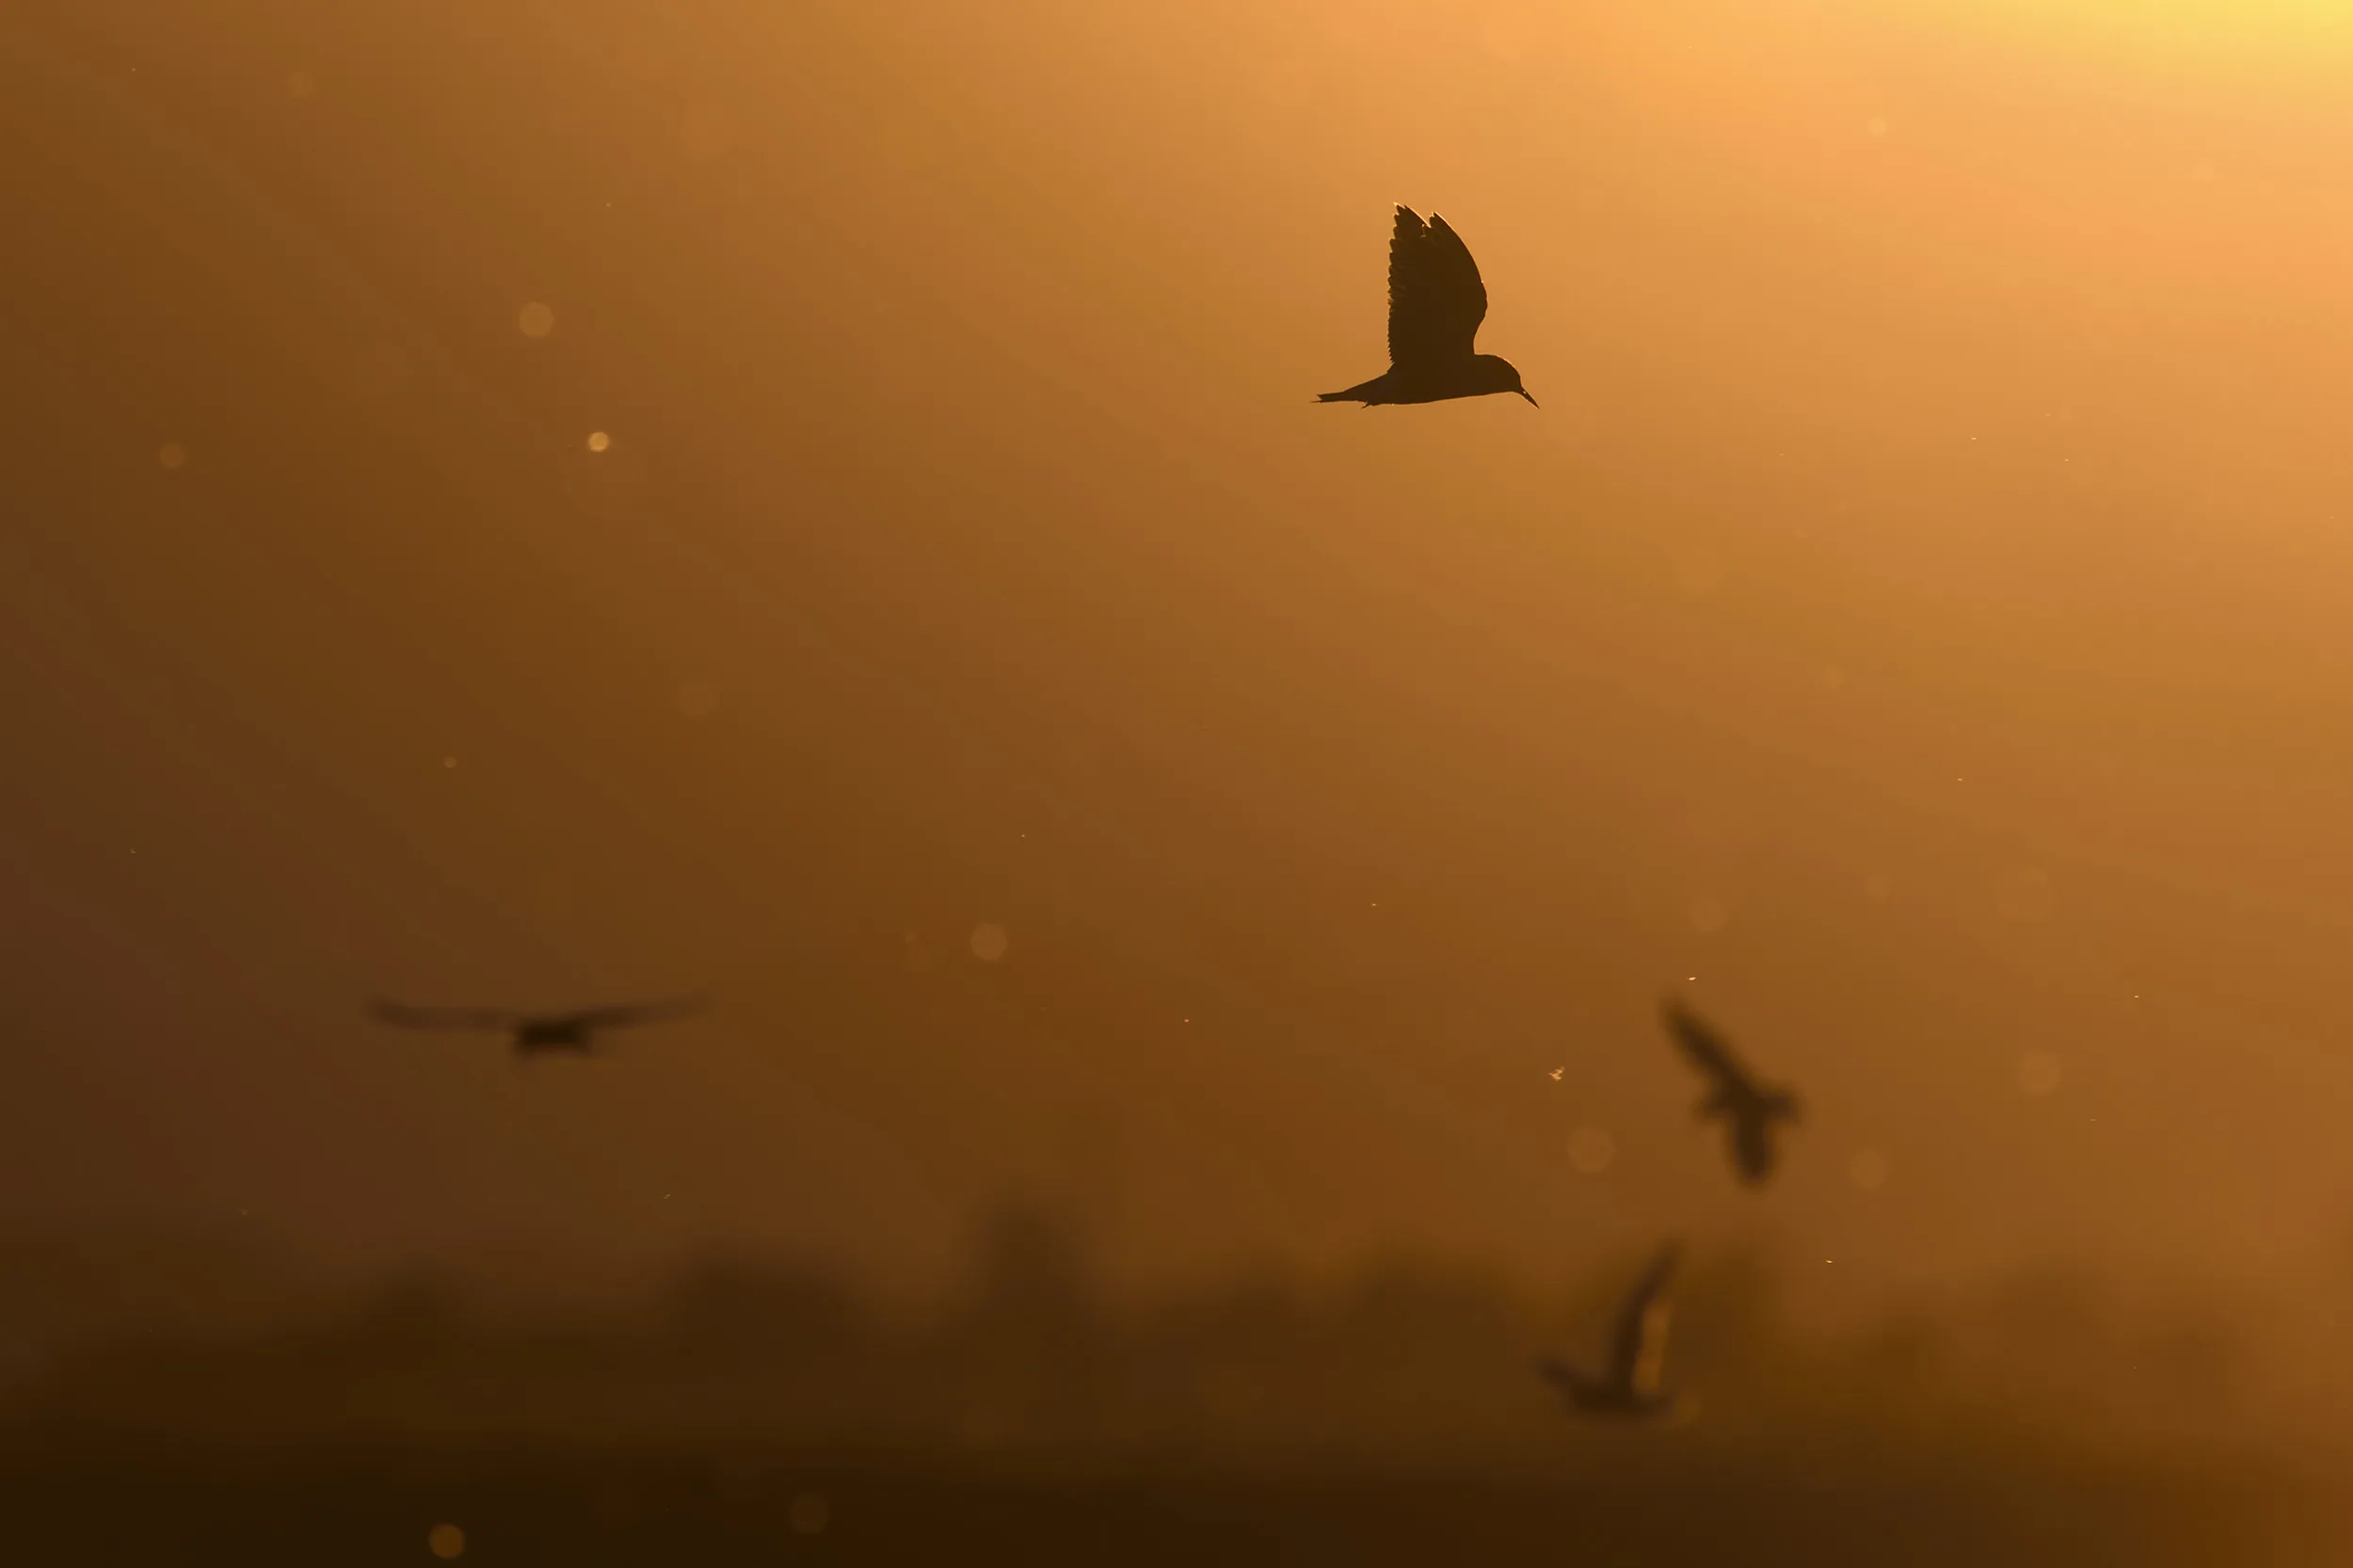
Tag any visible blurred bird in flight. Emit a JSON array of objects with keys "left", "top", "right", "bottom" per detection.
[
  {"left": 1662, "top": 998, "right": 1803, "bottom": 1188},
  {"left": 369, "top": 995, "right": 707, "bottom": 1057},
  {"left": 1319, "top": 205, "right": 1536, "bottom": 408},
  {"left": 1538, "top": 1240, "right": 1684, "bottom": 1419}
]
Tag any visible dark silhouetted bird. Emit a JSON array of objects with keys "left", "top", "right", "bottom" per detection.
[
  {"left": 368, "top": 995, "right": 707, "bottom": 1057},
  {"left": 1663, "top": 999, "right": 1801, "bottom": 1188},
  {"left": 1319, "top": 206, "right": 1536, "bottom": 408},
  {"left": 1538, "top": 1240, "right": 1684, "bottom": 1419}
]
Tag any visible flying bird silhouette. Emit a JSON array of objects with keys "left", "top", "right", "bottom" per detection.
[
  {"left": 368, "top": 995, "right": 707, "bottom": 1057},
  {"left": 1538, "top": 1240, "right": 1684, "bottom": 1419},
  {"left": 1663, "top": 999, "right": 1802, "bottom": 1188},
  {"left": 1318, "top": 206, "right": 1536, "bottom": 408}
]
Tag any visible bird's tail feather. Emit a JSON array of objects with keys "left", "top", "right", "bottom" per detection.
[{"left": 1319, "top": 374, "right": 1391, "bottom": 405}]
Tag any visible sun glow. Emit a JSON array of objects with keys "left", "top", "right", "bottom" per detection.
[{"left": 1909, "top": 0, "right": 2353, "bottom": 69}]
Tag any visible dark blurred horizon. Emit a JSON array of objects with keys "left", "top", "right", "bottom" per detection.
[
  {"left": 3, "top": 1201, "right": 2343, "bottom": 1464},
  {"left": 9, "top": 1202, "right": 2353, "bottom": 1561}
]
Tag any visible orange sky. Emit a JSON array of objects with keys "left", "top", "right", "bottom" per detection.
[{"left": 8, "top": 0, "right": 2353, "bottom": 1303}]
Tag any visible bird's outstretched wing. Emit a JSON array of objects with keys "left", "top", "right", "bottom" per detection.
[
  {"left": 1609, "top": 1240, "right": 1683, "bottom": 1391},
  {"left": 1662, "top": 1000, "right": 1758, "bottom": 1096},
  {"left": 369, "top": 1000, "right": 523, "bottom": 1032},
  {"left": 1388, "top": 206, "right": 1489, "bottom": 368},
  {"left": 567, "top": 994, "right": 709, "bottom": 1031}
]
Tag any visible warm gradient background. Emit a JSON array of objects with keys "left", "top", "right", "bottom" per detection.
[{"left": 10, "top": 0, "right": 2353, "bottom": 1333}]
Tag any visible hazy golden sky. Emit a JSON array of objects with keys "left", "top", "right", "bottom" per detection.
[{"left": 8, "top": 0, "right": 2353, "bottom": 1299}]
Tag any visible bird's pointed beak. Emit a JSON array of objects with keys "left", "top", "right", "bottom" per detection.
[{"left": 1517, "top": 388, "right": 1540, "bottom": 408}]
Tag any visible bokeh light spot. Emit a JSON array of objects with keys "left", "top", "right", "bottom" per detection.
[
  {"left": 426, "top": 1523, "right": 466, "bottom": 1560},
  {"left": 586, "top": 430, "right": 610, "bottom": 453},
  {"left": 969, "top": 923, "right": 1010, "bottom": 962},
  {"left": 518, "top": 301, "right": 555, "bottom": 338},
  {"left": 156, "top": 440, "right": 186, "bottom": 471},
  {"left": 1567, "top": 1126, "right": 1615, "bottom": 1175}
]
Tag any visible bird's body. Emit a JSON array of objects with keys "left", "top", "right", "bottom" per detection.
[
  {"left": 1320, "top": 207, "right": 1536, "bottom": 408},
  {"left": 1662, "top": 1000, "right": 1802, "bottom": 1188},
  {"left": 1319, "top": 356, "right": 1530, "bottom": 408},
  {"left": 369, "top": 995, "right": 706, "bottom": 1057},
  {"left": 1539, "top": 1240, "right": 1684, "bottom": 1421},
  {"left": 512, "top": 1016, "right": 597, "bottom": 1053}
]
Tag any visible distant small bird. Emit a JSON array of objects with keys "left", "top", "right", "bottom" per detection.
[
  {"left": 368, "top": 995, "right": 707, "bottom": 1057},
  {"left": 1538, "top": 1240, "right": 1684, "bottom": 1419},
  {"left": 1662, "top": 999, "right": 1801, "bottom": 1188},
  {"left": 1319, "top": 206, "right": 1536, "bottom": 408}
]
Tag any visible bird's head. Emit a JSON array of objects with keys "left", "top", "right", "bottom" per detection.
[{"left": 1472, "top": 354, "right": 1538, "bottom": 407}]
